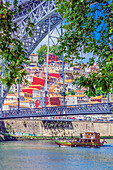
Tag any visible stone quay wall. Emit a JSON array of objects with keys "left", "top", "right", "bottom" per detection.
[{"left": 0, "top": 119, "right": 113, "bottom": 137}]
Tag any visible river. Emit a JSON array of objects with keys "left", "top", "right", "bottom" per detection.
[{"left": 0, "top": 140, "right": 113, "bottom": 170}]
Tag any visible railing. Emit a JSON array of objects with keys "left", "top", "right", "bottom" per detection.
[{"left": 1, "top": 103, "right": 113, "bottom": 119}]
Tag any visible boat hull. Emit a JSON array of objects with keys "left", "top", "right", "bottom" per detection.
[
  {"left": 55, "top": 141, "right": 103, "bottom": 148},
  {"left": 55, "top": 141, "right": 76, "bottom": 147}
]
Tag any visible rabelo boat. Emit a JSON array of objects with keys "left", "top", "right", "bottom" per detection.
[{"left": 55, "top": 132, "right": 107, "bottom": 148}]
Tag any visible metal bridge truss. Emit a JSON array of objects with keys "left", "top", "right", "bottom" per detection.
[
  {"left": 14, "top": 0, "right": 62, "bottom": 56},
  {"left": 0, "top": 103, "right": 113, "bottom": 119}
]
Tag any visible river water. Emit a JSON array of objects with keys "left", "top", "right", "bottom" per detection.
[{"left": 0, "top": 140, "right": 113, "bottom": 170}]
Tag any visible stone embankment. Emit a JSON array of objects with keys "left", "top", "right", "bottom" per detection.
[{"left": 0, "top": 119, "right": 113, "bottom": 138}]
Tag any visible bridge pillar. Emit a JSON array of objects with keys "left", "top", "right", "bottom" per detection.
[
  {"left": 61, "top": 22, "right": 65, "bottom": 106},
  {"left": 45, "top": 18, "right": 50, "bottom": 109},
  {"left": 18, "top": 83, "right": 20, "bottom": 114},
  {"left": 107, "top": 93, "right": 110, "bottom": 103}
]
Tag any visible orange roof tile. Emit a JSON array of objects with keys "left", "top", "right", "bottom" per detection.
[
  {"left": 75, "top": 90, "right": 84, "bottom": 93},
  {"left": 50, "top": 95, "right": 63, "bottom": 98},
  {"left": 90, "top": 96, "right": 103, "bottom": 100},
  {"left": 30, "top": 53, "right": 38, "bottom": 56},
  {"left": 30, "top": 85, "right": 42, "bottom": 87},
  {"left": 46, "top": 105, "right": 57, "bottom": 107},
  {"left": 23, "top": 88, "right": 40, "bottom": 91},
  {"left": 3, "top": 103, "right": 12, "bottom": 106},
  {"left": 7, "top": 94, "right": 16, "bottom": 96},
  {"left": 65, "top": 95, "right": 85, "bottom": 98},
  {"left": 65, "top": 79, "right": 73, "bottom": 83},
  {"left": 87, "top": 101, "right": 101, "bottom": 104},
  {"left": 49, "top": 89, "right": 54, "bottom": 93}
]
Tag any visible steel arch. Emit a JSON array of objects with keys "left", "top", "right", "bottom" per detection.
[{"left": 13, "top": 0, "right": 62, "bottom": 56}]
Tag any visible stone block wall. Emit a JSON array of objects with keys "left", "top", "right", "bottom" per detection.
[{"left": 0, "top": 119, "right": 113, "bottom": 136}]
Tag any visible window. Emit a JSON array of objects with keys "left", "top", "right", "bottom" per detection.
[{"left": 88, "top": 140, "right": 91, "bottom": 142}]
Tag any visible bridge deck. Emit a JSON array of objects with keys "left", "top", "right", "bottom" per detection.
[{"left": 0, "top": 103, "right": 113, "bottom": 119}]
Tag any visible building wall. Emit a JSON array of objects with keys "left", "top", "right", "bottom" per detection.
[
  {"left": 32, "top": 77, "right": 45, "bottom": 87},
  {"left": 66, "top": 96, "right": 77, "bottom": 105},
  {"left": 29, "top": 54, "right": 38, "bottom": 63},
  {"left": 50, "top": 97, "right": 61, "bottom": 106}
]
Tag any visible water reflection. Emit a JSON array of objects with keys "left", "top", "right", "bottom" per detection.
[{"left": 0, "top": 140, "right": 113, "bottom": 170}]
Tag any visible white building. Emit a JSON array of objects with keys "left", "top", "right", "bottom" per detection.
[
  {"left": 65, "top": 95, "right": 89, "bottom": 105},
  {"left": 29, "top": 53, "right": 38, "bottom": 67}
]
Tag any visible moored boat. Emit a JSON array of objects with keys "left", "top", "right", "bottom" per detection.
[{"left": 55, "top": 132, "right": 107, "bottom": 148}]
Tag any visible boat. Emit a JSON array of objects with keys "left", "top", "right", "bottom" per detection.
[{"left": 55, "top": 132, "right": 107, "bottom": 148}]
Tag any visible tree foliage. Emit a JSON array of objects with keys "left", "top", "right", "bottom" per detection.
[
  {"left": 49, "top": 45, "right": 59, "bottom": 55},
  {"left": 36, "top": 44, "right": 47, "bottom": 65},
  {"left": 56, "top": 0, "right": 113, "bottom": 96},
  {"left": 36, "top": 44, "right": 59, "bottom": 65},
  {"left": 0, "top": 0, "right": 34, "bottom": 89},
  {"left": 71, "top": 89, "right": 75, "bottom": 95}
]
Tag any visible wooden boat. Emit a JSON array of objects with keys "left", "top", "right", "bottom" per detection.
[{"left": 55, "top": 132, "right": 107, "bottom": 148}]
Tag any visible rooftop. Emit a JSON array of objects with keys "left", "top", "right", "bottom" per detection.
[
  {"left": 30, "top": 53, "right": 38, "bottom": 56},
  {"left": 65, "top": 94, "right": 85, "bottom": 98},
  {"left": 90, "top": 96, "right": 103, "bottom": 100}
]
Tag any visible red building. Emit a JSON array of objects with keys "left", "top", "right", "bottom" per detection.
[
  {"left": 22, "top": 88, "right": 33, "bottom": 94},
  {"left": 49, "top": 73, "right": 60, "bottom": 79},
  {"left": 32, "top": 77, "right": 45, "bottom": 87},
  {"left": 45, "top": 54, "right": 59, "bottom": 63},
  {"left": 22, "top": 76, "right": 50, "bottom": 107},
  {"left": 50, "top": 97, "right": 61, "bottom": 106},
  {"left": 90, "top": 96, "right": 103, "bottom": 103}
]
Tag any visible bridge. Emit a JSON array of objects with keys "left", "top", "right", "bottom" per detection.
[
  {"left": 0, "top": 1, "right": 112, "bottom": 119},
  {"left": 0, "top": 103, "right": 113, "bottom": 119}
]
